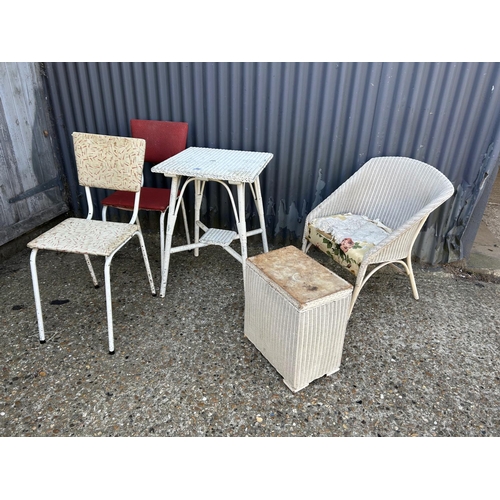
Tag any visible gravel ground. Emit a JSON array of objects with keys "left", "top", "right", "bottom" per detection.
[{"left": 1, "top": 230, "right": 499, "bottom": 439}]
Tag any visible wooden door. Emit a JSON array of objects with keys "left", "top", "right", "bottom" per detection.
[{"left": 0, "top": 62, "right": 68, "bottom": 247}]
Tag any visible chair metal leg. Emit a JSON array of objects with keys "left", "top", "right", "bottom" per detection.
[
  {"left": 180, "top": 197, "right": 191, "bottom": 245},
  {"left": 84, "top": 254, "right": 99, "bottom": 287},
  {"left": 102, "top": 232, "right": 155, "bottom": 355},
  {"left": 160, "top": 210, "right": 166, "bottom": 271},
  {"left": 103, "top": 256, "right": 115, "bottom": 354},
  {"left": 136, "top": 231, "right": 157, "bottom": 296},
  {"left": 29, "top": 249, "right": 46, "bottom": 344}
]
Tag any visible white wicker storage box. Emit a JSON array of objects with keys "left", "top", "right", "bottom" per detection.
[{"left": 245, "top": 246, "right": 353, "bottom": 392}]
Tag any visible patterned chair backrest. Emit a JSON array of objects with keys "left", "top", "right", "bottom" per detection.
[{"left": 72, "top": 132, "right": 146, "bottom": 192}]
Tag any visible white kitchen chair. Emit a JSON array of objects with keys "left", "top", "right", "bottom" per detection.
[
  {"left": 28, "top": 132, "right": 157, "bottom": 354},
  {"left": 302, "top": 156, "right": 454, "bottom": 315}
]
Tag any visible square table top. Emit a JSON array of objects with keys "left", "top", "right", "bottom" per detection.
[{"left": 151, "top": 147, "right": 273, "bottom": 183}]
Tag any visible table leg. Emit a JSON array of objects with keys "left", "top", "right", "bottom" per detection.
[
  {"left": 237, "top": 182, "right": 247, "bottom": 288},
  {"left": 253, "top": 176, "right": 268, "bottom": 253},
  {"left": 160, "top": 175, "right": 180, "bottom": 298},
  {"left": 194, "top": 179, "right": 203, "bottom": 257}
]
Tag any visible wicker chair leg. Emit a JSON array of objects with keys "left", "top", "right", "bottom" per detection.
[
  {"left": 349, "top": 284, "right": 362, "bottom": 316},
  {"left": 406, "top": 255, "right": 419, "bottom": 300},
  {"left": 135, "top": 231, "right": 157, "bottom": 297}
]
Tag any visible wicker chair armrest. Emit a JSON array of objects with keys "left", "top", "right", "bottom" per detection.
[{"left": 361, "top": 215, "right": 429, "bottom": 270}]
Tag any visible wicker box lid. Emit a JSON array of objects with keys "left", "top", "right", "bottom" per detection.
[{"left": 247, "top": 246, "right": 352, "bottom": 308}]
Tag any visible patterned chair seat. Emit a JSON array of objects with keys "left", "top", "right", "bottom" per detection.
[
  {"left": 28, "top": 218, "right": 140, "bottom": 256},
  {"left": 305, "top": 213, "right": 392, "bottom": 275}
]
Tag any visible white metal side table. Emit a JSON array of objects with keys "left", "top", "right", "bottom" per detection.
[{"left": 151, "top": 147, "right": 273, "bottom": 297}]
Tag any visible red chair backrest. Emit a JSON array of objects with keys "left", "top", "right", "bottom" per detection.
[{"left": 130, "top": 119, "right": 188, "bottom": 164}]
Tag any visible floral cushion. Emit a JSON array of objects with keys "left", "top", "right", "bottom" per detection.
[{"left": 306, "top": 213, "right": 392, "bottom": 275}]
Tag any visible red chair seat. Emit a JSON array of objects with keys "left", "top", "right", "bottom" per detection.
[{"left": 102, "top": 187, "right": 173, "bottom": 212}]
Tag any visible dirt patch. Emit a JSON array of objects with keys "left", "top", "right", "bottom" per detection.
[{"left": 442, "top": 262, "right": 500, "bottom": 284}]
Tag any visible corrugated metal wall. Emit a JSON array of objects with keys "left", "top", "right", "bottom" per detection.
[{"left": 44, "top": 62, "right": 500, "bottom": 264}]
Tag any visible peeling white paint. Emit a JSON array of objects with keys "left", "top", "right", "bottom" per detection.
[{"left": 312, "top": 168, "right": 326, "bottom": 209}]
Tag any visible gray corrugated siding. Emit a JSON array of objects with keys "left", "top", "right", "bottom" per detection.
[{"left": 44, "top": 62, "right": 500, "bottom": 264}]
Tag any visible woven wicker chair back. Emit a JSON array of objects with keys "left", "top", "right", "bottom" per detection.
[{"left": 340, "top": 156, "right": 454, "bottom": 229}]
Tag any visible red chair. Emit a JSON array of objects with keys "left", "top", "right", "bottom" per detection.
[{"left": 101, "top": 119, "right": 191, "bottom": 268}]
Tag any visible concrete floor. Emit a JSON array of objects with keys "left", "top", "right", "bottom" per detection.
[
  {"left": 1, "top": 222, "right": 499, "bottom": 438},
  {"left": 1, "top": 173, "right": 499, "bottom": 441},
  {"left": 466, "top": 172, "right": 500, "bottom": 277},
  {"left": 1, "top": 184, "right": 499, "bottom": 495}
]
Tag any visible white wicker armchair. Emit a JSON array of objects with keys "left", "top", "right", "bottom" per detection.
[{"left": 302, "top": 156, "right": 455, "bottom": 315}]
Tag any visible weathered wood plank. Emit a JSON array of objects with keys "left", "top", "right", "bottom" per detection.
[{"left": 0, "top": 62, "right": 68, "bottom": 246}]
